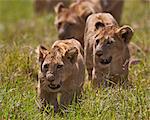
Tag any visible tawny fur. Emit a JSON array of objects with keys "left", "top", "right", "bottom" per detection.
[
  {"left": 54, "top": 0, "right": 124, "bottom": 47},
  {"left": 37, "top": 39, "right": 85, "bottom": 112},
  {"left": 85, "top": 25, "right": 134, "bottom": 87},
  {"left": 84, "top": 13, "right": 118, "bottom": 80},
  {"left": 54, "top": 0, "right": 102, "bottom": 47},
  {"left": 100, "top": 0, "right": 124, "bottom": 23},
  {"left": 84, "top": 13, "right": 141, "bottom": 83},
  {"left": 35, "top": 0, "right": 124, "bottom": 24}
]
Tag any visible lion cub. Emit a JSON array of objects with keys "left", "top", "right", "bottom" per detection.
[
  {"left": 37, "top": 39, "right": 85, "bottom": 112},
  {"left": 84, "top": 13, "right": 118, "bottom": 80},
  {"left": 54, "top": 0, "right": 102, "bottom": 47},
  {"left": 87, "top": 25, "right": 133, "bottom": 87}
]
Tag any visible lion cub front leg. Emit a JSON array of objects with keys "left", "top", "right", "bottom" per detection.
[
  {"left": 48, "top": 93, "right": 59, "bottom": 113},
  {"left": 38, "top": 91, "right": 58, "bottom": 113},
  {"left": 60, "top": 91, "right": 75, "bottom": 109}
]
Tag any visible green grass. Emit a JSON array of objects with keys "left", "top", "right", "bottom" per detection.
[{"left": 0, "top": 0, "right": 150, "bottom": 119}]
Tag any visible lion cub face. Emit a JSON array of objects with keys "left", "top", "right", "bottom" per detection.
[
  {"left": 38, "top": 45, "right": 78, "bottom": 92},
  {"left": 94, "top": 25, "right": 133, "bottom": 68},
  {"left": 54, "top": 2, "right": 85, "bottom": 41}
]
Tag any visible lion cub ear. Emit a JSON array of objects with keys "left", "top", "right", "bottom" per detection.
[
  {"left": 54, "top": 2, "right": 65, "bottom": 13},
  {"left": 80, "top": 9, "right": 93, "bottom": 21},
  {"left": 65, "top": 47, "right": 78, "bottom": 64},
  {"left": 37, "top": 45, "right": 48, "bottom": 63},
  {"left": 116, "top": 25, "right": 134, "bottom": 44},
  {"left": 95, "top": 21, "right": 105, "bottom": 30}
]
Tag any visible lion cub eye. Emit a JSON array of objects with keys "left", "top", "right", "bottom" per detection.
[
  {"left": 43, "top": 64, "right": 49, "bottom": 70},
  {"left": 57, "top": 64, "right": 63, "bottom": 69},
  {"left": 96, "top": 39, "right": 100, "bottom": 46},
  {"left": 57, "top": 22, "right": 62, "bottom": 29}
]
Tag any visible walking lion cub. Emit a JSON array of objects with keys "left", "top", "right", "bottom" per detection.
[
  {"left": 85, "top": 25, "right": 133, "bottom": 87},
  {"left": 36, "top": 39, "right": 85, "bottom": 112}
]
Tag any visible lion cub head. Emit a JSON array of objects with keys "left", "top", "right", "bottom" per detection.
[
  {"left": 54, "top": 1, "right": 102, "bottom": 47},
  {"left": 93, "top": 25, "right": 133, "bottom": 86},
  {"left": 38, "top": 43, "right": 78, "bottom": 92},
  {"left": 95, "top": 25, "right": 133, "bottom": 67}
]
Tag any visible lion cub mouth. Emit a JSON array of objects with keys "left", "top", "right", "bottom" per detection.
[
  {"left": 100, "top": 56, "right": 112, "bottom": 65},
  {"left": 48, "top": 84, "right": 61, "bottom": 90}
]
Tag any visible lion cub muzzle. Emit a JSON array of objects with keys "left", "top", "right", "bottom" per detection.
[
  {"left": 45, "top": 72, "right": 62, "bottom": 90},
  {"left": 58, "top": 27, "right": 66, "bottom": 39},
  {"left": 95, "top": 37, "right": 113, "bottom": 66},
  {"left": 96, "top": 49, "right": 112, "bottom": 65}
]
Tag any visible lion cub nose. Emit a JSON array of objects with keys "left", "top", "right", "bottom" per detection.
[
  {"left": 96, "top": 49, "right": 103, "bottom": 56},
  {"left": 58, "top": 29, "right": 66, "bottom": 39},
  {"left": 46, "top": 73, "right": 55, "bottom": 82}
]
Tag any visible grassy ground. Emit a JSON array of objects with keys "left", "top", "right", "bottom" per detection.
[{"left": 0, "top": 0, "right": 150, "bottom": 119}]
